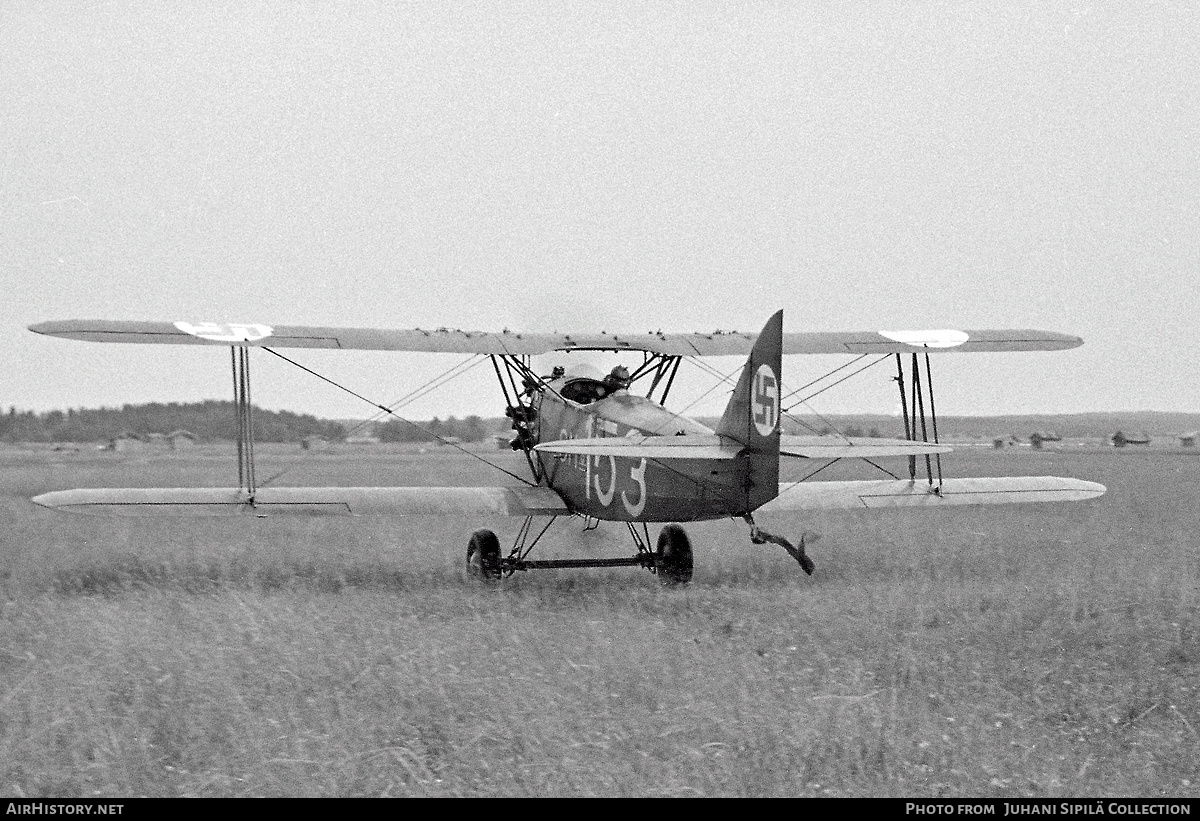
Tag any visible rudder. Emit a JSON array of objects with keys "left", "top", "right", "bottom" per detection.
[{"left": 716, "top": 310, "right": 782, "bottom": 511}]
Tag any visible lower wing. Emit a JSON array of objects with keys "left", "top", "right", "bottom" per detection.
[
  {"left": 758, "top": 477, "right": 1106, "bottom": 511},
  {"left": 30, "top": 486, "right": 568, "bottom": 517},
  {"left": 31, "top": 476, "right": 1104, "bottom": 517}
]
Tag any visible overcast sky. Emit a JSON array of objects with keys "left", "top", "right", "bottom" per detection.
[{"left": 3, "top": 2, "right": 1197, "bottom": 423}]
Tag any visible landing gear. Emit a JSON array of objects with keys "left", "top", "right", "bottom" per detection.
[
  {"left": 460, "top": 519, "right": 688, "bottom": 584},
  {"left": 466, "top": 529, "right": 502, "bottom": 580},
  {"left": 655, "top": 523, "right": 694, "bottom": 585},
  {"left": 463, "top": 517, "right": 812, "bottom": 583}
]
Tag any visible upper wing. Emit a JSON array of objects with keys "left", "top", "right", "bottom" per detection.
[
  {"left": 783, "top": 329, "right": 1082, "bottom": 354},
  {"left": 758, "top": 476, "right": 1105, "bottom": 511},
  {"left": 30, "top": 486, "right": 569, "bottom": 517},
  {"left": 29, "top": 320, "right": 1083, "bottom": 356}
]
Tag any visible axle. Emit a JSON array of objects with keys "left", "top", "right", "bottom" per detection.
[{"left": 503, "top": 554, "right": 656, "bottom": 572}]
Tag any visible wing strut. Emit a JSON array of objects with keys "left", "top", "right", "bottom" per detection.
[
  {"left": 232, "top": 346, "right": 256, "bottom": 494},
  {"left": 893, "top": 352, "right": 943, "bottom": 488},
  {"left": 628, "top": 353, "right": 683, "bottom": 405}
]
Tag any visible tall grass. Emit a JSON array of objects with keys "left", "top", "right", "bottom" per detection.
[{"left": 0, "top": 445, "right": 1197, "bottom": 796}]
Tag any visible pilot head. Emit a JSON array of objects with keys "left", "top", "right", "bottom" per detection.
[{"left": 604, "top": 365, "right": 631, "bottom": 392}]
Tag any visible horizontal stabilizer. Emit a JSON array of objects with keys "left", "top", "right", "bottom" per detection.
[
  {"left": 757, "top": 476, "right": 1105, "bottom": 512},
  {"left": 780, "top": 435, "right": 951, "bottom": 458},
  {"left": 536, "top": 436, "right": 739, "bottom": 461},
  {"left": 31, "top": 486, "right": 568, "bottom": 517},
  {"left": 535, "top": 434, "right": 950, "bottom": 460},
  {"left": 30, "top": 320, "right": 1083, "bottom": 356}
]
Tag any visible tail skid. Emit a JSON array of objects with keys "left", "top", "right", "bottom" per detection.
[{"left": 746, "top": 514, "right": 816, "bottom": 575}]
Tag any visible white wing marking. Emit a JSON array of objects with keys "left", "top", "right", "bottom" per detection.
[
  {"left": 174, "top": 322, "right": 274, "bottom": 342},
  {"left": 878, "top": 329, "right": 969, "bottom": 348}
]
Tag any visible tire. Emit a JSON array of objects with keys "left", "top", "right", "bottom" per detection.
[
  {"left": 466, "top": 529, "right": 502, "bottom": 580},
  {"left": 655, "top": 524, "right": 693, "bottom": 586}
]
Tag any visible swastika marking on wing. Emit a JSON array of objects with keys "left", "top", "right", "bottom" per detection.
[
  {"left": 174, "top": 322, "right": 274, "bottom": 342},
  {"left": 878, "top": 329, "right": 969, "bottom": 348}
]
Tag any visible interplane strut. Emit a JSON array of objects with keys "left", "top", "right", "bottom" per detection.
[
  {"left": 894, "top": 352, "right": 944, "bottom": 488},
  {"left": 232, "top": 346, "right": 255, "bottom": 495}
]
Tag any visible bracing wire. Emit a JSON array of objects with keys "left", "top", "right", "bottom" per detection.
[
  {"left": 782, "top": 354, "right": 890, "bottom": 410},
  {"left": 257, "top": 347, "right": 533, "bottom": 487},
  {"left": 659, "top": 354, "right": 868, "bottom": 445},
  {"left": 778, "top": 354, "right": 892, "bottom": 442},
  {"left": 336, "top": 354, "right": 487, "bottom": 442},
  {"left": 771, "top": 458, "right": 842, "bottom": 504},
  {"left": 779, "top": 355, "right": 869, "bottom": 403},
  {"left": 673, "top": 359, "right": 744, "bottom": 416}
]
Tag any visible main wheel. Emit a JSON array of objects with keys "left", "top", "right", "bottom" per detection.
[
  {"left": 466, "top": 529, "right": 502, "bottom": 580},
  {"left": 655, "top": 524, "right": 693, "bottom": 586}
]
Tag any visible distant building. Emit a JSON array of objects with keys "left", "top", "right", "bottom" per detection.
[
  {"left": 1029, "top": 432, "right": 1061, "bottom": 450},
  {"left": 344, "top": 434, "right": 380, "bottom": 445},
  {"left": 106, "top": 431, "right": 144, "bottom": 452},
  {"left": 1112, "top": 430, "right": 1151, "bottom": 447},
  {"left": 167, "top": 430, "right": 197, "bottom": 450}
]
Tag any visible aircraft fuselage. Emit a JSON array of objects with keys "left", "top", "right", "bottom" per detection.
[{"left": 532, "top": 385, "right": 749, "bottom": 522}]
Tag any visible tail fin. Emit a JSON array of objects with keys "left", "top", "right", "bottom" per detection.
[{"left": 716, "top": 310, "right": 782, "bottom": 511}]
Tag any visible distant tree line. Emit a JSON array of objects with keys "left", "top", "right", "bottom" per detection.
[
  {"left": 375, "top": 415, "right": 494, "bottom": 443},
  {"left": 0, "top": 401, "right": 346, "bottom": 443}
]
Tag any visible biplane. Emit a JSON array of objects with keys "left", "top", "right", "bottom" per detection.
[{"left": 28, "top": 311, "right": 1105, "bottom": 584}]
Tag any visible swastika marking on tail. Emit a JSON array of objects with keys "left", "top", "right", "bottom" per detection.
[{"left": 753, "top": 364, "right": 778, "bottom": 436}]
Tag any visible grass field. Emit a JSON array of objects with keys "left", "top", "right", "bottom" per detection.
[{"left": 1, "top": 443, "right": 1197, "bottom": 797}]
